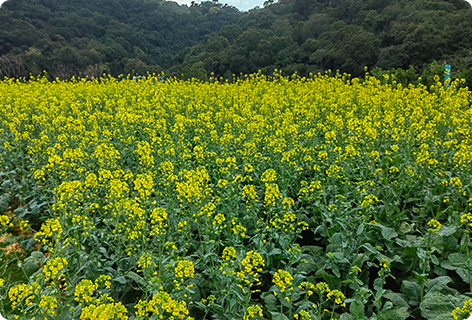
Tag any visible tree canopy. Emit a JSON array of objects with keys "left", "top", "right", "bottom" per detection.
[
  {"left": 177, "top": 0, "right": 472, "bottom": 78},
  {"left": 0, "top": 0, "right": 242, "bottom": 78},
  {"left": 1, "top": 0, "right": 471, "bottom": 79}
]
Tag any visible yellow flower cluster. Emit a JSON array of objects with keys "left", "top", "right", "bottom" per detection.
[
  {"left": 80, "top": 294, "right": 128, "bottom": 320},
  {"left": 38, "top": 295, "right": 58, "bottom": 315},
  {"left": 9, "top": 283, "right": 36, "bottom": 310},
  {"left": 243, "top": 305, "right": 264, "bottom": 320},
  {"left": 0, "top": 215, "right": 10, "bottom": 227},
  {"left": 34, "top": 218, "right": 63, "bottom": 246},
  {"left": 273, "top": 269, "right": 294, "bottom": 296},
  {"left": 452, "top": 298, "right": 472, "bottom": 320},
  {"left": 379, "top": 258, "right": 390, "bottom": 269},
  {"left": 1, "top": 72, "right": 471, "bottom": 318},
  {"left": 361, "top": 194, "right": 379, "bottom": 207},
  {"left": 222, "top": 246, "right": 236, "bottom": 262},
  {"left": 135, "top": 291, "right": 194, "bottom": 319},
  {"left": 427, "top": 219, "right": 442, "bottom": 233},
  {"left": 326, "top": 289, "right": 346, "bottom": 307},
  {"left": 460, "top": 213, "right": 472, "bottom": 228},
  {"left": 238, "top": 251, "right": 265, "bottom": 286},
  {"left": 175, "top": 260, "right": 195, "bottom": 279},
  {"left": 43, "top": 257, "right": 68, "bottom": 287},
  {"left": 294, "top": 310, "right": 313, "bottom": 320},
  {"left": 137, "top": 252, "right": 156, "bottom": 272},
  {"left": 75, "top": 275, "right": 113, "bottom": 306},
  {"left": 298, "top": 281, "right": 316, "bottom": 296},
  {"left": 176, "top": 168, "right": 211, "bottom": 203},
  {"left": 75, "top": 279, "right": 99, "bottom": 303}
]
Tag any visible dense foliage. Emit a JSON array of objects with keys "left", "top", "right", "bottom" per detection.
[
  {"left": 1, "top": 0, "right": 472, "bottom": 79},
  {"left": 178, "top": 0, "right": 472, "bottom": 78},
  {"left": 1, "top": 74, "right": 472, "bottom": 319},
  {"left": 0, "top": 0, "right": 242, "bottom": 78}
]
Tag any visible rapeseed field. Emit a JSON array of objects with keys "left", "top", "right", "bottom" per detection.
[{"left": 0, "top": 72, "right": 471, "bottom": 320}]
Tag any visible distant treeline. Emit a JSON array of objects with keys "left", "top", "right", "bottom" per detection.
[
  {"left": 176, "top": 0, "right": 472, "bottom": 86},
  {"left": 1, "top": 0, "right": 472, "bottom": 86},
  {"left": 0, "top": 0, "right": 242, "bottom": 78}
]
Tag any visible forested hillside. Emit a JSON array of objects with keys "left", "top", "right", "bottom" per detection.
[
  {"left": 0, "top": 0, "right": 242, "bottom": 78},
  {"left": 177, "top": 0, "right": 472, "bottom": 78},
  {"left": 0, "top": 0, "right": 471, "bottom": 79}
]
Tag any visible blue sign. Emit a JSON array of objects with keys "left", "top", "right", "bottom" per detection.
[{"left": 444, "top": 64, "right": 451, "bottom": 88}]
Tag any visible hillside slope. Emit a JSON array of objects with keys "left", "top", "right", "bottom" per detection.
[
  {"left": 176, "top": 0, "right": 472, "bottom": 77},
  {"left": 0, "top": 0, "right": 242, "bottom": 78}
]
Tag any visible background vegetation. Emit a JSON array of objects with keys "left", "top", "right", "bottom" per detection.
[{"left": 1, "top": 0, "right": 472, "bottom": 83}]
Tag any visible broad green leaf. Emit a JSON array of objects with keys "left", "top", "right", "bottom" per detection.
[
  {"left": 340, "top": 314, "right": 354, "bottom": 320},
  {"left": 315, "top": 269, "right": 342, "bottom": 290},
  {"left": 425, "top": 276, "right": 452, "bottom": 293},
  {"left": 420, "top": 292, "right": 465, "bottom": 320},
  {"left": 438, "top": 225, "right": 457, "bottom": 237},
  {"left": 331, "top": 264, "right": 341, "bottom": 278},
  {"left": 298, "top": 246, "right": 326, "bottom": 274},
  {"left": 454, "top": 267, "right": 470, "bottom": 284},
  {"left": 383, "top": 290, "right": 409, "bottom": 308},
  {"left": 352, "top": 254, "right": 366, "bottom": 269},
  {"left": 369, "top": 223, "right": 398, "bottom": 240},
  {"left": 401, "top": 281, "right": 421, "bottom": 306},
  {"left": 377, "top": 307, "right": 410, "bottom": 320},
  {"left": 261, "top": 292, "right": 278, "bottom": 313},
  {"left": 0, "top": 193, "right": 10, "bottom": 212},
  {"left": 333, "top": 252, "right": 350, "bottom": 264},
  {"left": 301, "top": 245, "right": 324, "bottom": 256},
  {"left": 22, "top": 251, "right": 45, "bottom": 276},
  {"left": 113, "top": 276, "right": 127, "bottom": 284},
  {"left": 399, "top": 222, "right": 415, "bottom": 235},
  {"left": 356, "top": 224, "right": 365, "bottom": 236},
  {"left": 127, "top": 271, "right": 145, "bottom": 286},
  {"left": 269, "top": 311, "right": 289, "bottom": 320},
  {"left": 377, "top": 224, "right": 398, "bottom": 241},
  {"left": 349, "top": 300, "right": 365, "bottom": 320},
  {"left": 440, "top": 253, "right": 470, "bottom": 283}
]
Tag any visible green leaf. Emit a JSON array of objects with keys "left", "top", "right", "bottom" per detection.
[
  {"left": 127, "top": 271, "right": 145, "bottom": 286},
  {"left": 399, "top": 222, "right": 415, "bottom": 235},
  {"left": 301, "top": 245, "right": 324, "bottom": 256},
  {"left": 373, "top": 224, "right": 398, "bottom": 241},
  {"left": 377, "top": 307, "right": 410, "bottom": 320},
  {"left": 261, "top": 292, "right": 278, "bottom": 313},
  {"left": 352, "top": 254, "right": 366, "bottom": 269},
  {"left": 333, "top": 252, "right": 350, "bottom": 264},
  {"left": 268, "top": 248, "right": 282, "bottom": 256},
  {"left": 440, "top": 254, "right": 470, "bottom": 283},
  {"left": 401, "top": 281, "right": 421, "bottom": 306},
  {"left": 340, "top": 314, "right": 354, "bottom": 320},
  {"left": 356, "top": 224, "right": 365, "bottom": 236},
  {"left": 331, "top": 264, "right": 341, "bottom": 278},
  {"left": 113, "top": 276, "right": 127, "bottom": 284},
  {"left": 269, "top": 312, "right": 289, "bottom": 320},
  {"left": 441, "top": 253, "right": 467, "bottom": 270},
  {"left": 315, "top": 270, "right": 342, "bottom": 290},
  {"left": 425, "top": 276, "right": 452, "bottom": 293},
  {"left": 438, "top": 225, "right": 457, "bottom": 237},
  {"left": 420, "top": 292, "right": 464, "bottom": 320},
  {"left": 22, "top": 251, "right": 44, "bottom": 276},
  {"left": 298, "top": 246, "right": 326, "bottom": 274},
  {"left": 383, "top": 290, "right": 409, "bottom": 308},
  {"left": 380, "top": 226, "right": 398, "bottom": 241},
  {"left": 349, "top": 300, "right": 365, "bottom": 320},
  {"left": 0, "top": 193, "right": 10, "bottom": 212}
]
